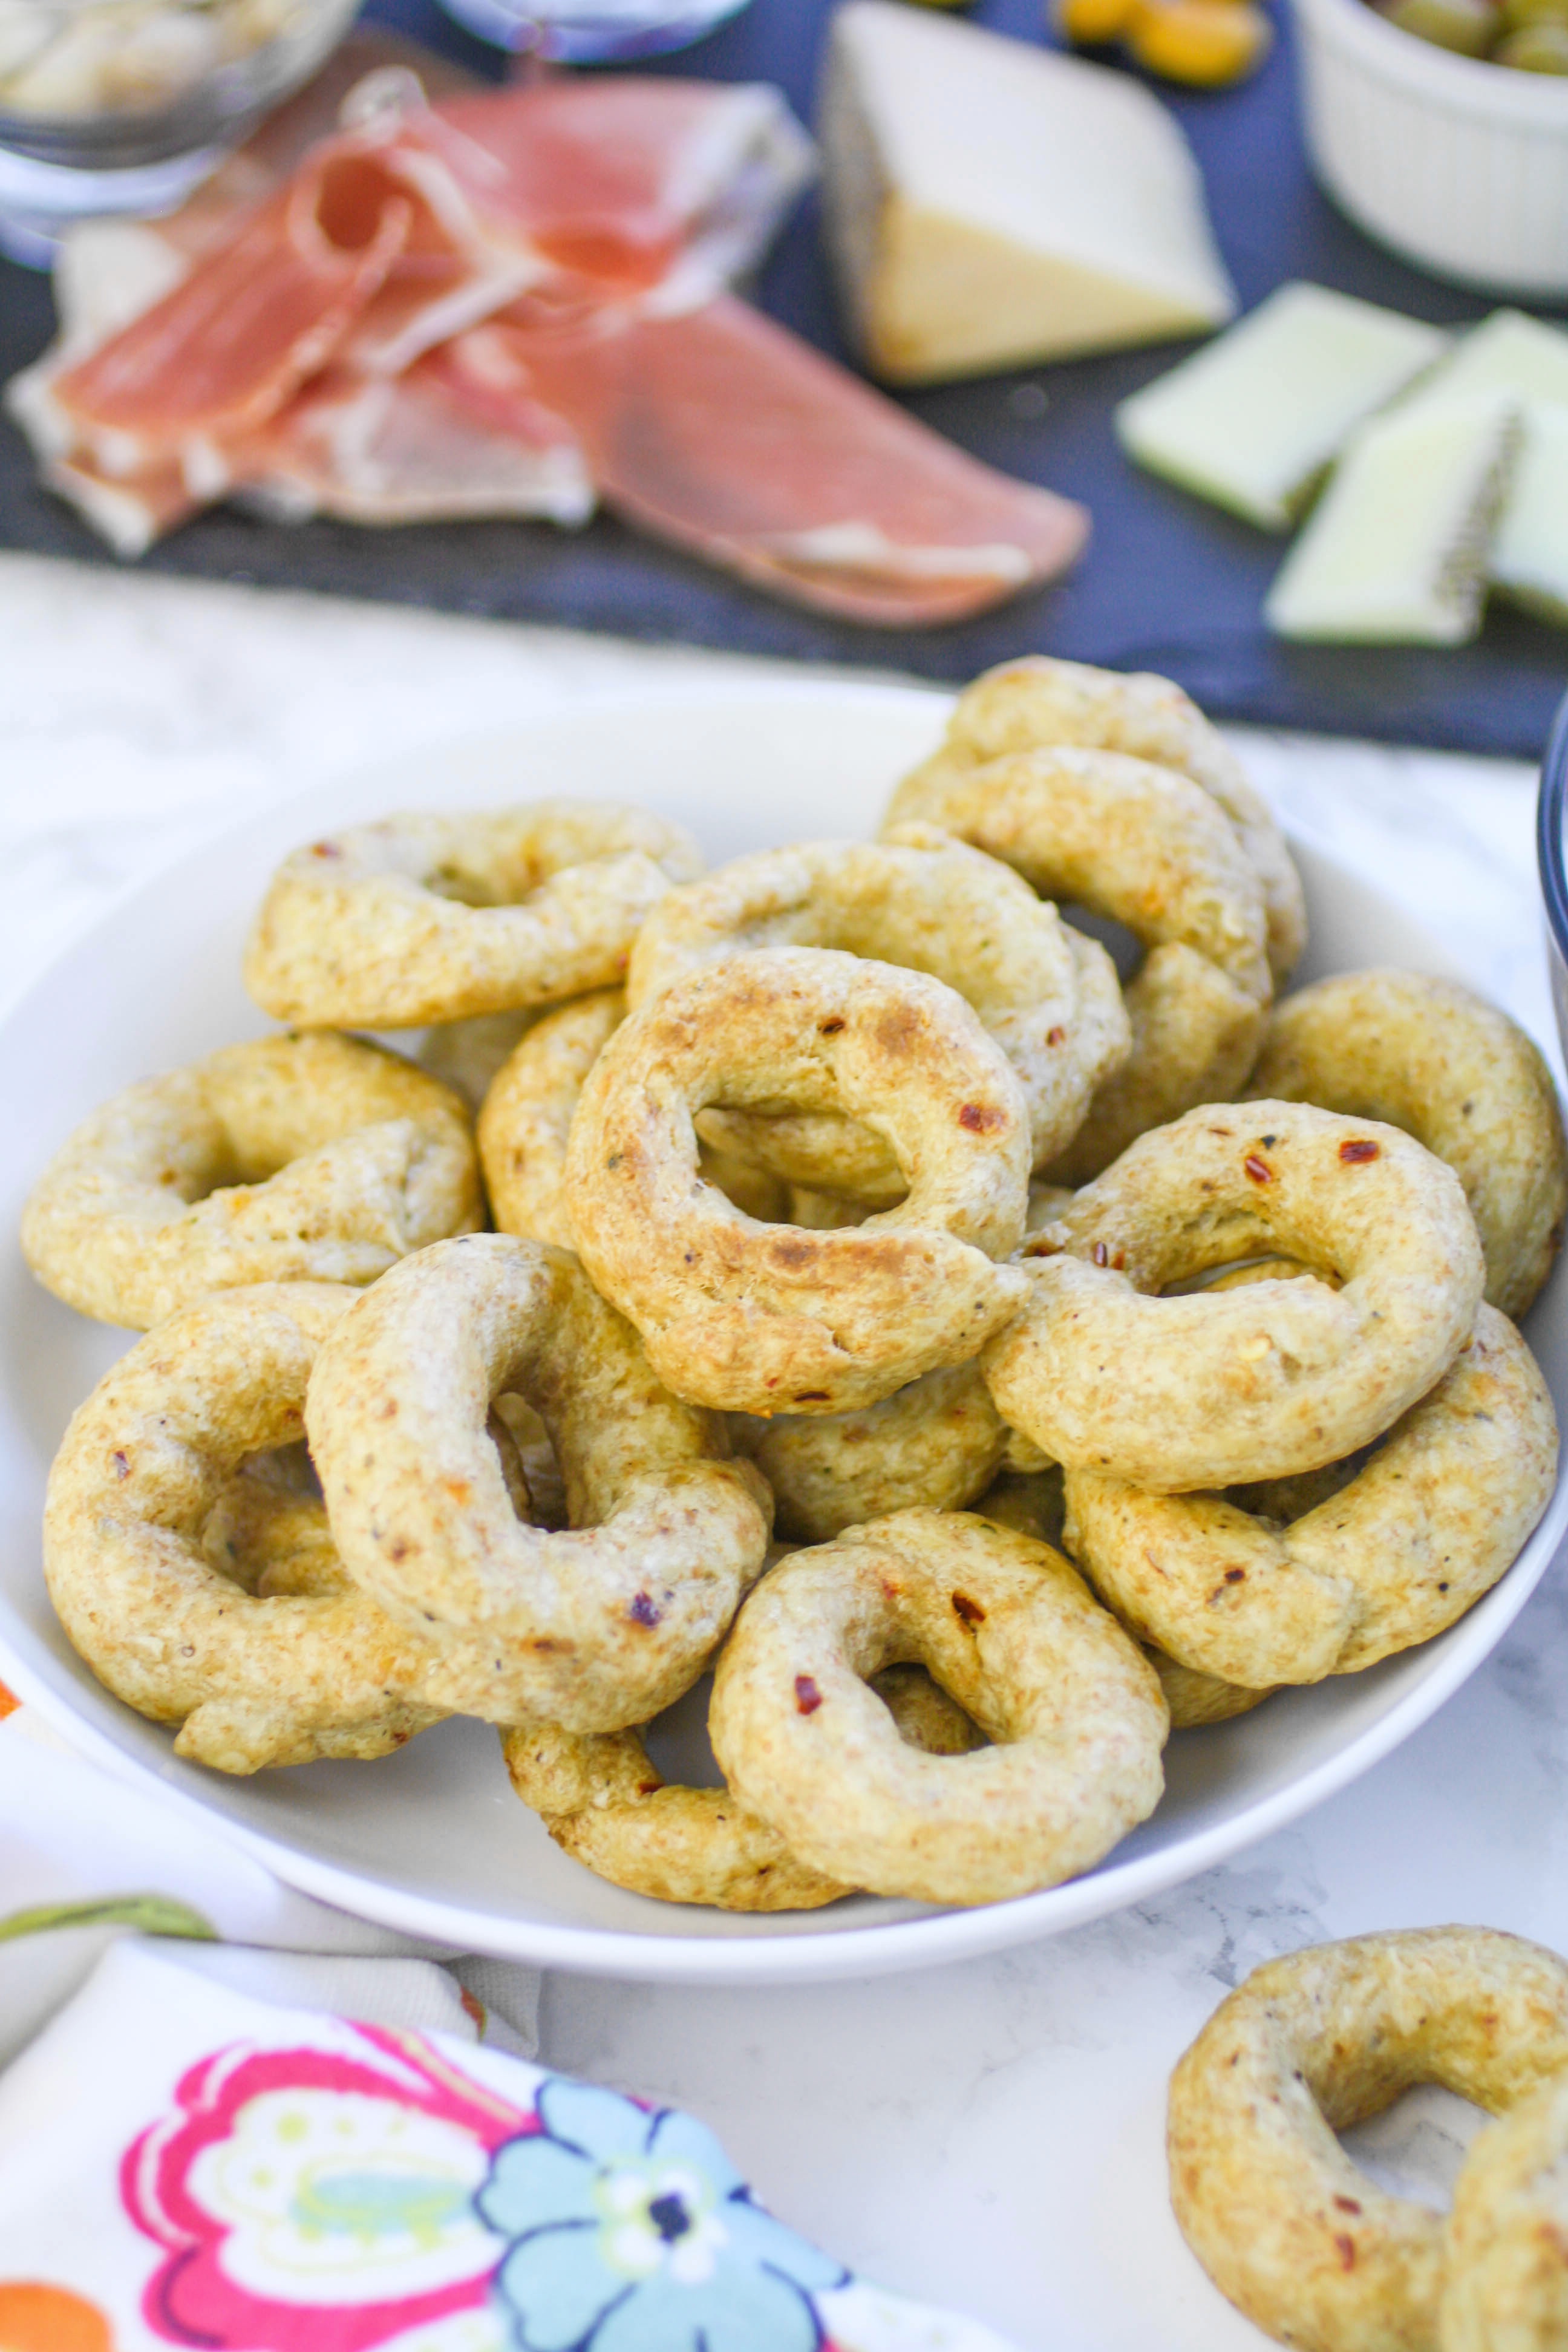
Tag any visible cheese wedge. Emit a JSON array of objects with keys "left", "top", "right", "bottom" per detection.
[
  {"left": 818, "top": 0, "right": 1236, "bottom": 384},
  {"left": 1265, "top": 394, "right": 1518, "bottom": 645},
  {"left": 1402, "top": 306, "right": 1568, "bottom": 414},
  {"left": 1116, "top": 283, "right": 1448, "bottom": 531}
]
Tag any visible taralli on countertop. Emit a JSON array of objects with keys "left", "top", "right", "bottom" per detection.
[
  {"left": 1249, "top": 968, "right": 1568, "bottom": 1322},
  {"left": 21, "top": 1031, "right": 482, "bottom": 1330},
  {"left": 1168, "top": 1927, "right": 1568, "bottom": 2352},
  {"left": 1441, "top": 2066, "right": 1568, "bottom": 2352},
  {"left": 565, "top": 947, "right": 1031, "bottom": 1415},
  {"left": 985, "top": 1100, "right": 1487, "bottom": 1491},
  {"left": 731, "top": 1360, "right": 1014, "bottom": 1544},
  {"left": 41, "top": 1284, "right": 456, "bottom": 1774},
  {"left": 498, "top": 1662, "right": 982, "bottom": 1913},
  {"left": 244, "top": 802, "right": 704, "bottom": 1029},
  {"left": 893, "top": 654, "right": 1306, "bottom": 981},
  {"left": 884, "top": 744, "right": 1274, "bottom": 1181},
  {"left": 477, "top": 990, "right": 788, "bottom": 1247},
  {"left": 305, "top": 1233, "right": 773, "bottom": 1733},
  {"left": 1063, "top": 1303, "right": 1557, "bottom": 1686},
  {"left": 709, "top": 1508, "right": 1168, "bottom": 1905},
  {"left": 625, "top": 828, "right": 1129, "bottom": 1185}
]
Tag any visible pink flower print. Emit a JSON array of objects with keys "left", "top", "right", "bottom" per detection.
[{"left": 122, "top": 2024, "right": 532, "bottom": 2351}]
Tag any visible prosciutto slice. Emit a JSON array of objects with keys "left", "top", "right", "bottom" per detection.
[
  {"left": 4, "top": 46, "right": 1088, "bottom": 624},
  {"left": 440, "top": 295, "right": 1089, "bottom": 624}
]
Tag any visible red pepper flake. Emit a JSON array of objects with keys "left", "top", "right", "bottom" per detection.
[
  {"left": 1339, "top": 1138, "right": 1380, "bottom": 1164},
  {"left": 637, "top": 1779, "right": 662, "bottom": 1797},
  {"left": 1334, "top": 2235, "right": 1356, "bottom": 2272},
  {"left": 1047, "top": 1025, "right": 1067, "bottom": 1047},
  {"left": 309, "top": 840, "right": 342, "bottom": 858},
  {"left": 1093, "top": 1241, "right": 1109, "bottom": 1267},
  {"left": 627, "top": 1591, "right": 662, "bottom": 1627},
  {"left": 1333, "top": 2197, "right": 1362, "bottom": 2215},
  {"left": 818, "top": 1017, "right": 845, "bottom": 1036},
  {"left": 1244, "top": 1154, "right": 1273, "bottom": 1184},
  {"left": 793, "top": 1391, "right": 829, "bottom": 1403},
  {"left": 952, "top": 1592, "right": 987, "bottom": 1628},
  {"left": 1224, "top": 1567, "right": 1247, "bottom": 1583},
  {"left": 959, "top": 1102, "right": 1004, "bottom": 1133},
  {"left": 112, "top": 1449, "right": 129, "bottom": 1479},
  {"left": 794, "top": 1674, "right": 823, "bottom": 1715}
]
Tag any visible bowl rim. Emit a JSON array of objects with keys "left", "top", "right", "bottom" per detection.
[
  {"left": 1290, "top": 0, "right": 1568, "bottom": 124},
  {"left": 1535, "top": 687, "right": 1568, "bottom": 973}
]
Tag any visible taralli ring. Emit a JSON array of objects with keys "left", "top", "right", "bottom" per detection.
[
  {"left": 732, "top": 1361, "right": 1013, "bottom": 1543},
  {"left": 1442, "top": 2066, "right": 1568, "bottom": 2351},
  {"left": 566, "top": 947, "right": 1031, "bottom": 1414},
  {"left": 305, "top": 1233, "right": 773, "bottom": 1732},
  {"left": 985, "top": 1100, "right": 1487, "bottom": 1491},
  {"left": 1168, "top": 1927, "right": 1568, "bottom": 2352},
  {"left": 244, "top": 801, "right": 704, "bottom": 1029},
  {"left": 625, "top": 828, "right": 1129, "bottom": 1184},
  {"left": 498, "top": 1662, "right": 982, "bottom": 1913},
  {"left": 1063, "top": 1303, "right": 1558, "bottom": 1685},
  {"left": 884, "top": 745, "right": 1274, "bottom": 1181},
  {"left": 21, "top": 1031, "right": 482, "bottom": 1330},
  {"left": 1249, "top": 968, "right": 1568, "bottom": 1321},
  {"left": 709, "top": 1508, "right": 1168, "bottom": 1904},
  {"left": 892, "top": 653, "right": 1306, "bottom": 981},
  {"left": 42, "top": 1284, "right": 454, "bottom": 1774}
]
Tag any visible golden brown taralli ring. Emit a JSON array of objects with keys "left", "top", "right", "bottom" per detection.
[
  {"left": 305, "top": 1233, "right": 773, "bottom": 1733},
  {"left": 884, "top": 743, "right": 1275, "bottom": 1181},
  {"left": 1168, "top": 1928, "right": 1568, "bottom": 2352},
  {"left": 985, "top": 1101, "right": 1486, "bottom": 1491},
  {"left": 709, "top": 1507, "right": 1168, "bottom": 1905},
  {"left": 21, "top": 1030, "right": 482, "bottom": 1330},
  {"left": 1248, "top": 967, "right": 1568, "bottom": 1320},
  {"left": 244, "top": 800, "right": 703, "bottom": 1028},
  {"left": 42, "top": 1284, "right": 453, "bottom": 1774},
  {"left": 1062, "top": 1303, "right": 1558, "bottom": 1685},
  {"left": 565, "top": 947, "right": 1031, "bottom": 1416},
  {"left": 625, "top": 827, "right": 1129, "bottom": 1184},
  {"left": 1441, "top": 2066, "right": 1568, "bottom": 2351}
]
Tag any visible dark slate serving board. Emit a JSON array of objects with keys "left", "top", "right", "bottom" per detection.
[{"left": 1, "top": 0, "right": 1566, "bottom": 754}]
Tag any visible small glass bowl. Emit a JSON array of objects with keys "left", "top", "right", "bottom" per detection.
[
  {"left": 1536, "top": 691, "right": 1568, "bottom": 1063},
  {"left": 430, "top": 0, "right": 753, "bottom": 62},
  {"left": 0, "top": 0, "right": 359, "bottom": 256}
]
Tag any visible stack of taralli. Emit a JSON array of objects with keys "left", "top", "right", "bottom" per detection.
[{"left": 24, "top": 659, "right": 1566, "bottom": 1913}]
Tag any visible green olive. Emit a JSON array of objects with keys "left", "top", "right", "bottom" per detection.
[
  {"left": 1500, "top": 0, "right": 1568, "bottom": 31},
  {"left": 1381, "top": 0, "right": 1497, "bottom": 50},
  {"left": 1496, "top": 17, "right": 1568, "bottom": 57}
]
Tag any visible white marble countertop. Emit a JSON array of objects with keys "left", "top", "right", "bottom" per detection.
[{"left": 2, "top": 547, "right": 1563, "bottom": 2352}]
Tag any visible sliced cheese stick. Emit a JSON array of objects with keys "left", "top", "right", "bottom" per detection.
[
  {"left": 1116, "top": 283, "right": 1447, "bottom": 531},
  {"left": 1492, "top": 400, "right": 1568, "bottom": 625},
  {"left": 1264, "top": 393, "right": 1518, "bottom": 645}
]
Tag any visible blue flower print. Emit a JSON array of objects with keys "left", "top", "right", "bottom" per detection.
[{"left": 477, "top": 2076, "right": 845, "bottom": 2352}]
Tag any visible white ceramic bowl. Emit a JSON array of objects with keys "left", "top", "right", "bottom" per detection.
[
  {"left": 1, "top": 680, "right": 1564, "bottom": 1985},
  {"left": 1290, "top": 0, "right": 1568, "bottom": 297}
]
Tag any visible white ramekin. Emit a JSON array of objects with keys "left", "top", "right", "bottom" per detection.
[{"left": 1290, "top": 0, "right": 1568, "bottom": 296}]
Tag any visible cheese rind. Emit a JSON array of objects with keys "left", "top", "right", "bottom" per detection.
[
  {"left": 1116, "top": 282, "right": 1448, "bottom": 531},
  {"left": 1492, "top": 400, "right": 1568, "bottom": 625},
  {"left": 1264, "top": 394, "right": 1518, "bottom": 645},
  {"left": 818, "top": 0, "right": 1236, "bottom": 384}
]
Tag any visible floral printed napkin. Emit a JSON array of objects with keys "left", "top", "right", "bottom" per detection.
[{"left": 0, "top": 1939, "right": 1019, "bottom": 2352}]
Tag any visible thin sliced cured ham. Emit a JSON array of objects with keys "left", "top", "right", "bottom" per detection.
[
  {"left": 3, "top": 46, "right": 1088, "bottom": 624},
  {"left": 440, "top": 296, "right": 1088, "bottom": 624}
]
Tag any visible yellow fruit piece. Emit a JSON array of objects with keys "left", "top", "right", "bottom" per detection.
[
  {"left": 1054, "top": 0, "right": 1137, "bottom": 42},
  {"left": 1126, "top": 0, "right": 1273, "bottom": 80}
]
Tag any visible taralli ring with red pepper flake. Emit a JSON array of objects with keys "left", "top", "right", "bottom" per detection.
[
  {"left": 1442, "top": 2065, "right": 1568, "bottom": 2351},
  {"left": 244, "top": 802, "right": 704, "bottom": 1030},
  {"left": 42, "top": 1284, "right": 457, "bottom": 1774},
  {"left": 1062, "top": 1303, "right": 1558, "bottom": 1686},
  {"left": 305, "top": 1233, "right": 773, "bottom": 1733},
  {"left": 21, "top": 1031, "right": 482, "bottom": 1330},
  {"left": 624, "top": 827, "right": 1129, "bottom": 1187},
  {"left": 1248, "top": 968, "right": 1568, "bottom": 1321},
  {"left": 1168, "top": 1927, "right": 1568, "bottom": 2352},
  {"left": 565, "top": 947, "right": 1031, "bottom": 1415},
  {"left": 893, "top": 653, "right": 1305, "bottom": 981},
  {"left": 498, "top": 1662, "right": 981, "bottom": 1913},
  {"left": 883, "top": 745, "right": 1274, "bottom": 1183},
  {"left": 708, "top": 1508, "right": 1168, "bottom": 1905},
  {"left": 984, "top": 1100, "right": 1486, "bottom": 1492}
]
